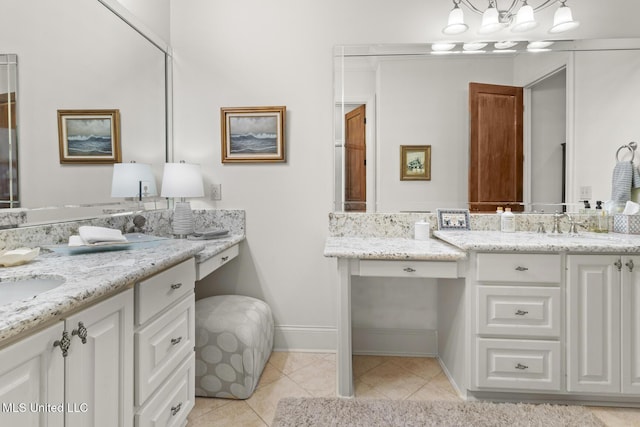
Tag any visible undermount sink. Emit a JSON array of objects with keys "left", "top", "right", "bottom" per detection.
[{"left": 0, "top": 276, "right": 66, "bottom": 305}]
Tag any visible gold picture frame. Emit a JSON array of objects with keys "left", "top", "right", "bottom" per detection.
[
  {"left": 57, "top": 109, "right": 121, "bottom": 164},
  {"left": 221, "top": 106, "right": 286, "bottom": 163},
  {"left": 400, "top": 145, "right": 431, "bottom": 180}
]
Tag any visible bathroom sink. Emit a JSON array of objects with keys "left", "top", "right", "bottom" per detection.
[{"left": 0, "top": 276, "right": 66, "bottom": 305}]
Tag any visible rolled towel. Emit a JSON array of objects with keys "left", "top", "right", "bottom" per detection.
[
  {"left": 78, "top": 226, "right": 127, "bottom": 244},
  {"left": 611, "top": 161, "right": 640, "bottom": 204}
]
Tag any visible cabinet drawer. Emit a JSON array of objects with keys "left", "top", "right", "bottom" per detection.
[
  {"left": 359, "top": 260, "right": 459, "bottom": 278},
  {"left": 135, "top": 353, "right": 194, "bottom": 427},
  {"left": 477, "top": 286, "right": 560, "bottom": 337},
  {"left": 476, "top": 253, "right": 561, "bottom": 284},
  {"left": 136, "top": 294, "right": 194, "bottom": 405},
  {"left": 476, "top": 338, "right": 561, "bottom": 391},
  {"left": 136, "top": 258, "right": 195, "bottom": 325},
  {"left": 196, "top": 244, "right": 239, "bottom": 280}
]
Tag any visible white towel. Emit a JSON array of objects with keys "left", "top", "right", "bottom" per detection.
[
  {"left": 78, "top": 226, "right": 127, "bottom": 244},
  {"left": 611, "top": 161, "right": 640, "bottom": 204}
]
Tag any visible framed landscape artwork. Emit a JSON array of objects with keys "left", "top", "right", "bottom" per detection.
[
  {"left": 220, "top": 106, "right": 286, "bottom": 163},
  {"left": 400, "top": 145, "right": 431, "bottom": 180},
  {"left": 57, "top": 109, "right": 121, "bottom": 164}
]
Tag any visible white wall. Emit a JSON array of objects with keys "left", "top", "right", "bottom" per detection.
[{"left": 116, "top": 0, "right": 171, "bottom": 43}]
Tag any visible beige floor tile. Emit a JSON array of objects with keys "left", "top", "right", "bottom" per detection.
[
  {"left": 426, "top": 372, "right": 459, "bottom": 396},
  {"left": 357, "top": 360, "right": 426, "bottom": 400},
  {"left": 245, "top": 375, "right": 312, "bottom": 424},
  {"left": 267, "top": 351, "right": 327, "bottom": 375},
  {"left": 352, "top": 355, "right": 387, "bottom": 378},
  {"left": 256, "top": 362, "right": 286, "bottom": 390},
  {"left": 354, "top": 378, "right": 390, "bottom": 399},
  {"left": 388, "top": 356, "right": 442, "bottom": 380},
  {"left": 407, "top": 381, "right": 462, "bottom": 402},
  {"left": 187, "top": 400, "right": 266, "bottom": 427},
  {"left": 288, "top": 357, "right": 336, "bottom": 397},
  {"left": 187, "top": 397, "right": 233, "bottom": 421},
  {"left": 589, "top": 406, "right": 640, "bottom": 427}
]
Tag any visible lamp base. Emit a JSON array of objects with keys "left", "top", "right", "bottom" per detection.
[{"left": 172, "top": 201, "right": 194, "bottom": 237}]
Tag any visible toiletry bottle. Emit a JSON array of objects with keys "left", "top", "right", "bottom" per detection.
[
  {"left": 595, "top": 201, "right": 608, "bottom": 233},
  {"left": 501, "top": 207, "right": 515, "bottom": 232}
]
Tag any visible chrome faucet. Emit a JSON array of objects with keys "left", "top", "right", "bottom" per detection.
[
  {"left": 551, "top": 211, "right": 565, "bottom": 234},
  {"left": 565, "top": 214, "right": 587, "bottom": 234}
]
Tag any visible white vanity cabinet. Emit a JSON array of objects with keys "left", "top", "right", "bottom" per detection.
[
  {"left": 0, "top": 288, "right": 133, "bottom": 427},
  {"left": 472, "top": 253, "right": 563, "bottom": 392},
  {"left": 0, "top": 322, "right": 65, "bottom": 427},
  {"left": 567, "top": 254, "right": 640, "bottom": 395},
  {"left": 134, "top": 258, "right": 196, "bottom": 427}
]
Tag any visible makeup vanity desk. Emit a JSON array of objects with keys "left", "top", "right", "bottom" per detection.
[{"left": 324, "top": 236, "right": 467, "bottom": 397}]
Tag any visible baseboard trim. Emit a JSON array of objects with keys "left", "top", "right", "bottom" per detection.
[
  {"left": 273, "top": 325, "right": 336, "bottom": 352},
  {"left": 353, "top": 327, "right": 437, "bottom": 357}
]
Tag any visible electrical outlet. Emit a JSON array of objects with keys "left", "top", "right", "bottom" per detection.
[
  {"left": 579, "top": 186, "right": 592, "bottom": 200},
  {"left": 211, "top": 184, "right": 222, "bottom": 201}
]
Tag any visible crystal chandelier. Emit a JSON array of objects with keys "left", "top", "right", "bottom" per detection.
[{"left": 443, "top": 0, "right": 579, "bottom": 36}]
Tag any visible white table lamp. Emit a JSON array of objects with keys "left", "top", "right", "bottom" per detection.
[
  {"left": 111, "top": 162, "right": 158, "bottom": 202},
  {"left": 161, "top": 161, "right": 204, "bottom": 237}
]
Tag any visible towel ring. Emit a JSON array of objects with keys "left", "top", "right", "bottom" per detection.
[{"left": 616, "top": 142, "right": 637, "bottom": 162}]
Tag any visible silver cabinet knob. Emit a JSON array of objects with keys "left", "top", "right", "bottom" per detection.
[
  {"left": 515, "top": 363, "right": 529, "bottom": 370},
  {"left": 170, "top": 283, "right": 182, "bottom": 290},
  {"left": 170, "top": 402, "right": 182, "bottom": 416},
  {"left": 515, "top": 310, "right": 528, "bottom": 316},
  {"left": 53, "top": 331, "right": 71, "bottom": 357},
  {"left": 626, "top": 259, "right": 634, "bottom": 272},
  {"left": 170, "top": 337, "right": 182, "bottom": 346},
  {"left": 403, "top": 267, "right": 416, "bottom": 273},
  {"left": 515, "top": 266, "right": 529, "bottom": 271},
  {"left": 72, "top": 321, "right": 88, "bottom": 344}
]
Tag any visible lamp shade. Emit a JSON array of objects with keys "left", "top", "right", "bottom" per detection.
[
  {"left": 111, "top": 162, "right": 157, "bottom": 198},
  {"left": 161, "top": 162, "right": 205, "bottom": 198},
  {"left": 549, "top": 5, "right": 579, "bottom": 33}
]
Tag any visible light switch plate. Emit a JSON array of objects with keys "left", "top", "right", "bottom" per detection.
[
  {"left": 579, "top": 186, "right": 592, "bottom": 200},
  {"left": 211, "top": 184, "right": 222, "bottom": 200}
]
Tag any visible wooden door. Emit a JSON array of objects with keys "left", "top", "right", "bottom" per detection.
[
  {"left": 344, "top": 105, "right": 366, "bottom": 211},
  {"left": 469, "top": 83, "right": 523, "bottom": 212}
]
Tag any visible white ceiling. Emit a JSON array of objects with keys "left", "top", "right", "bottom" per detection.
[{"left": 423, "top": 0, "right": 640, "bottom": 43}]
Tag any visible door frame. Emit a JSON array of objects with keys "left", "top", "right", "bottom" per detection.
[
  {"left": 522, "top": 55, "right": 575, "bottom": 211},
  {"left": 335, "top": 97, "right": 376, "bottom": 212}
]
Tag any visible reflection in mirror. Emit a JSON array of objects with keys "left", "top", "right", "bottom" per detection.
[
  {"left": 0, "top": 54, "right": 18, "bottom": 208},
  {"left": 0, "top": 0, "right": 167, "bottom": 226},
  {"left": 334, "top": 40, "right": 640, "bottom": 214}
]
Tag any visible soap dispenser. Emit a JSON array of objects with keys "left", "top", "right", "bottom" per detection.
[
  {"left": 595, "top": 201, "right": 608, "bottom": 233},
  {"left": 501, "top": 207, "right": 515, "bottom": 232}
]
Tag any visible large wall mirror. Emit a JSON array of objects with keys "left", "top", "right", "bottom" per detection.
[
  {"left": 0, "top": 0, "right": 168, "bottom": 226},
  {"left": 0, "top": 54, "right": 18, "bottom": 209},
  {"left": 334, "top": 39, "right": 640, "bottom": 213}
]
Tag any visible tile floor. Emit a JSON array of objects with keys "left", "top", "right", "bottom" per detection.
[{"left": 187, "top": 352, "right": 640, "bottom": 426}]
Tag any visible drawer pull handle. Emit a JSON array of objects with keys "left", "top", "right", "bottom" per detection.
[
  {"left": 614, "top": 259, "right": 622, "bottom": 271},
  {"left": 53, "top": 331, "right": 71, "bottom": 357},
  {"left": 171, "top": 337, "right": 182, "bottom": 346},
  {"left": 515, "top": 363, "right": 529, "bottom": 370},
  {"left": 71, "top": 321, "right": 88, "bottom": 344},
  {"left": 170, "top": 402, "right": 182, "bottom": 416},
  {"left": 515, "top": 266, "right": 529, "bottom": 271},
  {"left": 221, "top": 256, "right": 229, "bottom": 262},
  {"left": 170, "top": 283, "right": 182, "bottom": 290},
  {"left": 626, "top": 259, "right": 634, "bottom": 272},
  {"left": 515, "top": 310, "right": 528, "bottom": 316},
  {"left": 403, "top": 267, "right": 416, "bottom": 273}
]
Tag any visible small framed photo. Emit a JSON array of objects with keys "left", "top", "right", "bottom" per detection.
[
  {"left": 437, "top": 208, "right": 471, "bottom": 230},
  {"left": 221, "top": 106, "right": 286, "bottom": 163},
  {"left": 57, "top": 109, "right": 121, "bottom": 164},
  {"left": 400, "top": 145, "right": 431, "bottom": 180}
]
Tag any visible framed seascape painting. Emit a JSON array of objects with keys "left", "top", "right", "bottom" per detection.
[
  {"left": 57, "top": 109, "right": 121, "bottom": 164},
  {"left": 400, "top": 145, "right": 431, "bottom": 181},
  {"left": 220, "top": 106, "right": 286, "bottom": 163}
]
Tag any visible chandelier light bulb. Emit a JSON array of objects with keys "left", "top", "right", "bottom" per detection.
[
  {"left": 478, "top": 6, "right": 504, "bottom": 35},
  {"left": 549, "top": 3, "right": 579, "bottom": 33},
  {"left": 511, "top": 3, "right": 539, "bottom": 33},
  {"left": 443, "top": 4, "right": 469, "bottom": 35}
]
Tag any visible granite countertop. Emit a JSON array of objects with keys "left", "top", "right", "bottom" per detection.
[
  {"left": 0, "top": 234, "right": 245, "bottom": 346},
  {"left": 324, "top": 236, "right": 467, "bottom": 261},
  {"left": 434, "top": 230, "right": 640, "bottom": 252}
]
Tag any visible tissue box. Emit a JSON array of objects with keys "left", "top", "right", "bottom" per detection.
[{"left": 613, "top": 214, "right": 640, "bottom": 234}]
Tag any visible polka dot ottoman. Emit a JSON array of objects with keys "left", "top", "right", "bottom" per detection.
[{"left": 194, "top": 295, "right": 274, "bottom": 399}]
